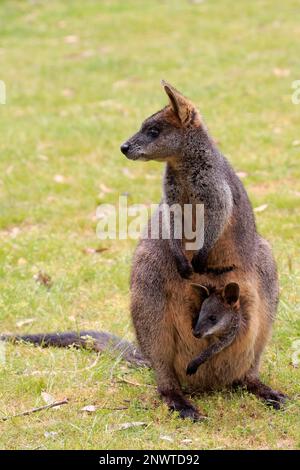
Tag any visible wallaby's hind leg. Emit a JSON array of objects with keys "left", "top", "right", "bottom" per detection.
[
  {"left": 154, "top": 360, "right": 205, "bottom": 421},
  {"left": 131, "top": 237, "right": 209, "bottom": 421},
  {"left": 233, "top": 347, "right": 287, "bottom": 410},
  {"left": 233, "top": 377, "right": 287, "bottom": 410},
  {"left": 140, "top": 324, "right": 205, "bottom": 421}
]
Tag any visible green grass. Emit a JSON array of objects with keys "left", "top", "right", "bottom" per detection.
[{"left": 0, "top": 0, "right": 299, "bottom": 450}]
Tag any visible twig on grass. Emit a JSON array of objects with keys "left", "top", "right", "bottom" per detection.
[
  {"left": 99, "top": 406, "right": 129, "bottom": 411},
  {"left": 0, "top": 399, "right": 69, "bottom": 421},
  {"left": 115, "top": 376, "right": 155, "bottom": 388},
  {"left": 81, "top": 404, "right": 129, "bottom": 413}
]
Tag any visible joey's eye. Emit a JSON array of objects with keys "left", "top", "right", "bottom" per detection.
[
  {"left": 147, "top": 127, "right": 160, "bottom": 138},
  {"left": 208, "top": 315, "right": 217, "bottom": 323}
]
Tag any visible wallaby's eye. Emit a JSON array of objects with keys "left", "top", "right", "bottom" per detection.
[
  {"left": 208, "top": 315, "right": 217, "bottom": 323},
  {"left": 147, "top": 127, "right": 160, "bottom": 138}
]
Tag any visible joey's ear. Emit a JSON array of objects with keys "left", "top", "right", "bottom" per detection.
[
  {"left": 223, "top": 283, "right": 240, "bottom": 306},
  {"left": 191, "top": 283, "right": 209, "bottom": 299},
  {"left": 161, "top": 80, "right": 200, "bottom": 126}
]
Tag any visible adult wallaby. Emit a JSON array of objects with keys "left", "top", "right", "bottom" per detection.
[
  {"left": 121, "top": 81, "right": 286, "bottom": 419},
  {"left": 2, "top": 82, "right": 286, "bottom": 420}
]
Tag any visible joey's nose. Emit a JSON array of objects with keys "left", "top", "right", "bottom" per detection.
[
  {"left": 120, "top": 142, "right": 130, "bottom": 155},
  {"left": 192, "top": 328, "right": 202, "bottom": 339}
]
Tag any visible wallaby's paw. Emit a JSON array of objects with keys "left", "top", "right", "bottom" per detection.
[
  {"left": 176, "top": 260, "right": 193, "bottom": 279},
  {"left": 179, "top": 406, "right": 206, "bottom": 422},
  {"left": 191, "top": 253, "right": 207, "bottom": 274},
  {"left": 240, "top": 379, "right": 289, "bottom": 411},
  {"left": 186, "top": 360, "right": 198, "bottom": 376},
  {"left": 263, "top": 389, "right": 288, "bottom": 410}
]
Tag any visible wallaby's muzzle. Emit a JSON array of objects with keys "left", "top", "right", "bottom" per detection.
[
  {"left": 192, "top": 326, "right": 204, "bottom": 339},
  {"left": 120, "top": 142, "right": 130, "bottom": 155}
]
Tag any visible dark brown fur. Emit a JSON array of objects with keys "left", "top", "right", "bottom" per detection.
[{"left": 125, "top": 82, "right": 286, "bottom": 419}]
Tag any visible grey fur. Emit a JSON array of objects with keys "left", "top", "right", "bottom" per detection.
[
  {"left": 125, "top": 82, "right": 281, "bottom": 419},
  {"left": 0, "top": 331, "right": 148, "bottom": 367},
  {"left": 186, "top": 284, "right": 242, "bottom": 375}
]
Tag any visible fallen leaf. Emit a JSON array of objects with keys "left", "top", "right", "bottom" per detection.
[
  {"left": 6, "top": 165, "right": 14, "bottom": 175},
  {"left": 64, "top": 35, "right": 79, "bottom": 44},
  {"left": 98, "top": 46, "right": 113, "bottom": 55},
  {"left": 99, "top": 183, "right": 113, "bottom": 194},
  {"left": 54, "top": 174, "right": 67, "bottom": 184},
  {"left": 80, "top": 405, "right": 97, "bottom": 413},
  {"left": 33, "top": 271, "right": 52, "bottom": 288},
  {"left": 37, "top": 154, "right": 48, "bottom": 161},
  {"left": 81, "top": 50, "right": 94, "bottom": 58},
  {"left": 107, "top": 422, "right": 147, "bottom": 432},
  {"left": 291, "top": 340, "right": 300, "bottom": 368},
  {"left": 82, "top": 247, "right": 108, "bottom": 255},
  {"left": 273, "top": 68, "right": 290, "bottom": 77},
  {"left": 254, "top": 204, "right": 268, "bottom": 213},
  {"left": 44, "top": 431, "right": 59, "bottom": 439},
  {"left": 41, "top": 392, "right": 59, "bottom": 407},
  {"left": 10, "top": 227, "right": 21, "bottom": 238},
  {"left": 16, "top": 318, "right": 35, "bottom": 328},
  {"left": 160, "top": 435, "right": 174, "bottom": 443},
  {"left": 17, "top": 258, "right": 27, "bottom": 266},
  {"left": 61, "top": 88, "right": 74, "bottom": 98}
]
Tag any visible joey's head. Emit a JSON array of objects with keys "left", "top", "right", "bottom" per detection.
[
  {"left": 120, "top": 81, "right": 202, "bottom": 162},
  {"left": 191, "top": 283, "right": 241, "bottom": 339}
]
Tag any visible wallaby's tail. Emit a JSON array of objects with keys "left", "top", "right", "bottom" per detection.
[{"left": 0, "top": 331, "right": 149, "bottom": 367}]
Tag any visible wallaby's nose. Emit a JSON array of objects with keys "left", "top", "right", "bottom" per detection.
[{"left": 120, "top": 142, "right": 130, "bottom": 155}]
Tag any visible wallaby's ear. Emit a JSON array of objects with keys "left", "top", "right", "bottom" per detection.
[
  {"left": 223, "top": 283, "right": 240, "bottom": 306},
  {"left": 191, "top": 283, "right": 209, "bottom": 299},
  {"left": 161, "top": 80, "right": 200, "bottom": 126}
]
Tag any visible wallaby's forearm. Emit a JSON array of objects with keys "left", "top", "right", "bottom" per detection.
[
  {"left": 191, "top": 180, "right": 233, "bottom": 273},
  {"left": 186, "top": 324, "right": 239, "bottom": 376},
  {"left": 164, "top": 165, "right": 193, "bottom": 278},
  {"left": 0, "top": 331, "right": 148, "bottom": 367},
  {"left": 186, "top": 341, "right": 224, "bottom": 375}
]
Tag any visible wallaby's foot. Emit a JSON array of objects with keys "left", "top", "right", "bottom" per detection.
[
  {"left": 234, "top": 378, "right": 288, "bottom": 410},
  {"left": 175, "top": 258, "right": 193, "bottom": 279},
  {"left": 159, "top": 388, "right": 205, "bottom": 422},
  {"left": 191, "top": 252, "right": 207, "bottom": 274},
  {"left": 186, "top": 359, "right": 200, "bottom": 376},
  {"left": 261, "top": 389, "right": 288, "bottom": 410},
  {"left": 178, "top": 405, "right": 204, "bottom": 422}
]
